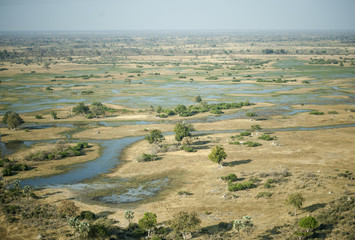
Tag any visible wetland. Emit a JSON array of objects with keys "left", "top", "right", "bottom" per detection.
[{"left": 0, "top": 31, "right": 354, "bottom": 239}]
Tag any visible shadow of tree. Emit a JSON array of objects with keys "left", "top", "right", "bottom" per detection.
[
  {"left": 257, "top": 225, "right": 284, "bottom": 239},
  {"left": 97, "top": 211, "right": 116, "bottom": 219},
  {"left": 196, "top": 222, "right": 233, "bottom": 238},
  {"left": 41, "top": 191, "right": 63, "bottom": 199},
  {"left": 192, "top": 140, "right": 212, "bottom": 150},
  {"left": 303, "top": 203, "right": 327, "bottom": 213},
  {"left": 223, "top": 159, "right": 252, "bottom": 167}
]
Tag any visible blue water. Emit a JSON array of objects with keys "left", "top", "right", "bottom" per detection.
[{"left": 21, "top": 136, "right": 144, "bottom": 187}]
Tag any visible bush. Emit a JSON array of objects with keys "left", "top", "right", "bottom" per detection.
[
  {"left": 11, "top": 164, "right": 29, "bottom": 171},
  {"left": 309, "top": 110, "right": 324, "bottom": 115},
  {"left": 228, "top": 181, "right": 255, "bottom": 192},
  {"left": 137, "top": 153, "right": 158, "bottom": 162},
  {"left": 178, "top": 191, "right": 193, "bottom": 196},
  {"left": 258, "top": 134, "right": 274, "bottom": 141},
  {"left": 210, "top": 109, "right": 223, "bottom": 114},
  {"left": 221, "top": 174, "right": 238, "bottom": 182},
  {"left": 240, "top": 131, "right": 251, "bottom": 136},
  {"left": 3, "top": 168, "right": 13, "bottom": 176},
  {"left": 181, "top": 145, "right": 196, "bottom": 152},
  {"left": 3, "top": 205, "right": 21, "bottom": 215},
  {"left": 0, "top": 158, "right": 10, "bottom": 167},
  {"left": 35, "top": 114, "right": 43, "bottom": 119},
  {"left": 256, "top": 192, "right": 272, "bottom": 198},
  {"left": 228, "top": 183, "right": 245, "bottom": 191},
  {"left": 266, "top": 178, "right": 275, "bottom": 184},
  {"left": 243, "top": 141, "right": 262, "bottom": 147},
  {"left": 264, "top": 183, "right": 272, "bottom": 188},
  {"left": 79, "top": 211, "right": 96, "bottom": 220},
  {"left": 328, "top": 111, "right": 338, "bottom": 114}
]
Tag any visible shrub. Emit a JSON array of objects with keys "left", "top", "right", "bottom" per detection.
[
  {"left": 267, "top": 178, "right": 275, "bottom": 184},
  {"left": 0, "top": 158, "right": 10, "bottom": 167},
  {"left": 3, "top": 205, "right": 21, "bottom": 215},
  {"left": 221, "top": 174, "right": 238, "bottom": 182},
  {"left": 243, "top": 141, "right": 262, "bottom": 147},
  {"left": 181, "top": 145, "right": 196, "bottom": 152},
  {"left": 79, "top": 211, "right": 96, "bottom": 220},
  {"left": 256, "top": 192, "right": 272, "bottom": 198},
  {"left": 263, "top": 183, "right": 272, "bottom": 188},
  {"left": 240, "top": 131, "right": 252, "bottom": 136},
  {"left": 228, "top": 183, "right": 245, "bottom": 191},
  {"left": 258, "top": 134, "right": 274, "bottom": 141},
  {"left": 228, "top": 181, "right": 255, "bottom": 191},
  {"left": 298, "top": 216, "right": 319, "bottom": 232},
  {"left": 3, "top": 168, "right": 12, "bottom": 176},
  {"left": 178, "top": 191, "right": 193, "bottom": 196},
  {"left": 243, "top": 181, "right": 255, "bottom": 189},
  {"left": 137, "top": 153, "right": 158, "bottom": 162},
  {"left": 35, "top": 114, "right": 43, "bottom": 119},
  {"left": 309, "top": 110, "right": 324, "bottom": 115},
  {"left": 11, "top": 164, "right": 29, "bottom": 171},
  {"left": 328, "top": 111, "right": 338, "bottom": 114}
]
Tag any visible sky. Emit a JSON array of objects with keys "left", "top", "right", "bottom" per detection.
[{"left": 0, "top": 0, "right": 354, "bottom": 31}]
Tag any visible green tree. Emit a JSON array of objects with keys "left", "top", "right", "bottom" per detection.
[
  {"left": 170, "top": 212, "right": 201, "bottom": 240},
  {"left": 174, "top": 122, "right": 194, "bottom": 141},
  {"left": 233, "top": 216, "right": 254, "bottom": 235},
  {"left": 51, "top": 111, "right": 58, "bottom": 120},
  {"left": 90, "top": 102, "right": 105, "bottom": 117},
  {"left": 250, "top": 124, "right": 262, "bottom": 133},
  {"left": 145, "top": 129, "right": 165, "bottom": 145},
  {"left": 208, "top": 145, "right": 227, "bottom": 166},
  {"left": 156, "top": 106, "right": 163, "bottom": 113},
  {"left": 138, "top": 212, "right": 157, "bottom": 237},
  {"left": 2, "top": 111, "right": 24, "bottom": 129},
  {"left": 72, "top": 102, "right": 90, "bottom": 115},
  {"left": 286, "top": 193, "right": 304, "bottom": 216},
  {"left": 246, "top": 112, "right": 257, "bottom": 120},
  {"left": 298, "top": 216, "right": 319, "bottom": 233},
  {"left": 174, "top": 104, "right": 187, "bottom": 115},
  {"left": 125, "top": 210, "right": 135, "bottom": 224},
  {"left": 194, "top": 95, "right": 202, "bottom": 103}
]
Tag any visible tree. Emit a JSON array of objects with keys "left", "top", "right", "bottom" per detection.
[
  {"left": 233, "top": 216, "right": 254, "bottom": 235},
  {"left": 246, "top": 112, "right": 257, "bottom": 121},
  {"left": 286, "top": 193, "right": 304, "bottom": 216},
  {"left": 156, "top": 106, "right": 163, "bottom": 113},
  {"left": 51, "top": 111, "right": 58, "bottom": 120},
  {"left": 2, "top": 111, "right": 24, "bottom": 129},
  {"left": 125, "top": 210, "right": 135, "bottom": 224},
  {"left": 194, "top": 95, "right": 202, "bottom": 103},
  {"left": 250, "top": 124, "right": 262, "bottom": 134},
  {"left": 174, "top": 122, "right": 194, "bottom": 141},
  {"left": 90, "top": 102, "right": 105, "bottom": 117},
  {"left": 298, "top": 216, "right": 319, "bottom": 233},
  {"left": 72, "top": 102, "right": 90, "bottom": 115},
  {"left": 145, "top": 129, "right": 165, "bottom": 145},
  {"left": 138, "top": 212, "right": 157, "bottom": 238},
  {"left": 208, "top": 145, "right": 227, "bottom": 166},
  {"left": 174, "top": 104, "right": 187, "bottom": 115},
  {"left": 170, "top": 212, "right": 201, "bottom": 240}
]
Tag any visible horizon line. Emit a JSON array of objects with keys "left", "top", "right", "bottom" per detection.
[{"left": 1, "top": 29, "right": 355, "bottom": 33}]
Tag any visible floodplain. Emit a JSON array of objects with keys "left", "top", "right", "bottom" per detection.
[{"left": 0, "top": 31, "right": 354, "bottom": 239}]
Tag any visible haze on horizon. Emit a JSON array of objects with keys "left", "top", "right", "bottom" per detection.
[{"left": 0, "top": 0, "right": 354, "bottom": 32}]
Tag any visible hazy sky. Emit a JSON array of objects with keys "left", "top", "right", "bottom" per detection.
[{"left": 0, "top": 0, "right": 354, "bottom": 31}]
